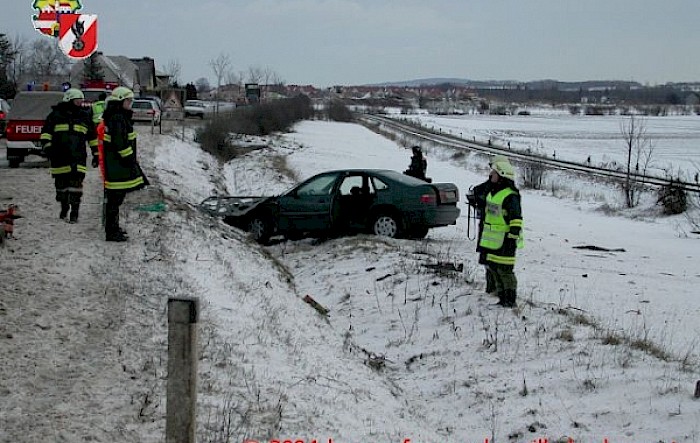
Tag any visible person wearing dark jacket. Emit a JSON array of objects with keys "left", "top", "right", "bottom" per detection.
[
  {"left": 40, "top": 88, "right": 99, "bottom": 223},
  {"left": 404, "top": 146, "right": 428, "bottom": 181},
  {"left": 478, "top": 158, "right": 524, "bottom": 308},
  {"left": 100, "top": 87, "right": 149, "bottom": 242}
]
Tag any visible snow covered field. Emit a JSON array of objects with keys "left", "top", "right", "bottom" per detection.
[
  {"left": 1, "top": 118, "right": 699, "bottom": 442},
  {"left": 398, "top": 113, "right": 700, "bottom": 179}
]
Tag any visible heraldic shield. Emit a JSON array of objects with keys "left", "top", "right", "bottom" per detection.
[
  {"left": 58, "top": 14, "right": 98, "bottom": 60},
  {"left": 32, "top": 0, "right": 83, "bottom": 37}
]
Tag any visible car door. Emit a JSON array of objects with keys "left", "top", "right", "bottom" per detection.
[
  {"left": 335, "top": 172, "right": 376, "bottom": 230},
  {"left": 277, "top": 172, "right": 341, "bottom": 233}
]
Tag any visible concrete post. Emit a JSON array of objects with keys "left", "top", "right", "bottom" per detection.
[{"left": 166, "top": 298, "right": 199, "bottom": 443}]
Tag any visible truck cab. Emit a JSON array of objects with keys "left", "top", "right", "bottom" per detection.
[{"left": 5, "top": 91, "right": 63, "bottom": 168}]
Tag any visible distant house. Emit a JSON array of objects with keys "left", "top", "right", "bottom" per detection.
[
  {"left": 129, "top": 57, "right": 157, "bottom": 91},
  {"left": 70, "top": 53, "right": 168, "bottom": 94}
]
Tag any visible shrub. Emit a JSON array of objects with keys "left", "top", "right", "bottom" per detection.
[
  {"left": 196, "top": 94, "right": 313, "bottom": 160},
  {"left": 519, "top": 160, "right": 547, "bottom": 190},
  {"left": 327, "top": 99, "right": 354, "bottom": 122},
  {"left": 657, "top": 180, "right": 687, "bottom": 215},
  {"left": 195, "top": 117, "right": 237, "bottom": 162}
]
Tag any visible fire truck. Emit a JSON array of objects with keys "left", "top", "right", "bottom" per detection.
[{"left": 4, "top": 91, "right": 63, "bottom": 168}]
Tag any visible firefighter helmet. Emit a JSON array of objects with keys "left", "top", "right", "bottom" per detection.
[
  {"left": 110, "top": 86, "right": 135, "bottom": 101},
  {"left": 489, "top": 154, "right": 508, "bottom": 167},
  {"left": 491, "top": 159, "right": 515, "bottom": 180},
  {"left": 63, "top": 88, "right": 84, "bottom": 102}
]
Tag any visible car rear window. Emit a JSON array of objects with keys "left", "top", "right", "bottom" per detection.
[{"left": 132, "top": 101, "right": 152, "bottom": 109}]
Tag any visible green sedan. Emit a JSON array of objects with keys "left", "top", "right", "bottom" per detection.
[{"left": 203, "top": 169, "right": 461, "bottom": 244}]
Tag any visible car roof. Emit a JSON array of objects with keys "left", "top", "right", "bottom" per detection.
[
  {"left": 7, "top": 91, "right": 64, "bottom": 119},
  {"left": 315, "top": 169, "right": 429, "bottom": 184}
]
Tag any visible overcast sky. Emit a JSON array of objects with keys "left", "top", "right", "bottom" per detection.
[{"left": 4, "top": 0, "right": 700, "bottom": 87}]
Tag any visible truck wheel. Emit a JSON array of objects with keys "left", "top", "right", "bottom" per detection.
[
  {"left": 371, "top": 211, "right": 402, "bottom": 239},
  {"left": 248, "top": 216, "right": 272, "bottom": 245},
  {"left": 8, "top": 158, "right": 21, "bottom": 168}
]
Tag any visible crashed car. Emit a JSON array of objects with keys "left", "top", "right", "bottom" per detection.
[{"left": 200, "top": 169, "right": 460, "bottom": 244}]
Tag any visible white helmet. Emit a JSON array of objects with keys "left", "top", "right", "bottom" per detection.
[
  {"left": 63, "top": 88, "right": 84, "bottom": 102},
  {"left": 110, "top": 86, "right": 135, "bottom": 101},
  {"left": 491, "top": 159, "right": 515, "bottom": 180}
]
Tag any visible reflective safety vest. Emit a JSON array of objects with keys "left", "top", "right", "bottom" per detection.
[
  {"left": 479, "top": 188, "right": 524, "bottom": 266},
  {"left": 92, "top": 100, "right": 106, "bottom": 124}
]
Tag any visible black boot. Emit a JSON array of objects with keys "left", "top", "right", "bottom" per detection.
[
  {"left": 68, "top": 192, "right": 81, "bottom": 223},
  {"left": 60, "top": 202, "right": 70, "bottom": 220},
  {"left": 485, "top": 268, "right": 496, "bottom": 294},
  {"left": 500, "top": 289, "right": 517, "bottom": 308},
  {"left": 105, "top": 204, "right": 127, "bottom": 242},
  {"left": 106, "top": 230, "right": 128, "bottom": 242},
  {"left": 58, "top": 193, "right": 69, "bottom": 220},
  {"left": 69, "top": 204, "right": 79, "bottom": 223}
]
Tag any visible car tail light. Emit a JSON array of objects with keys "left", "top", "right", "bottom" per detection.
[
  {"left": 420, "top": 193, "right": 436, "bottom": 204},
  {"left": 439, "top": 189, "right": 458, "bottom": 203},
  {"left": 147, "top": 110, "right": 155, "bottom": 115},
  {"left": 0, "top": 112, "right": 5, "bottom": 119}
]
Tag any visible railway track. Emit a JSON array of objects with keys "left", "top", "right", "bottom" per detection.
[{"left": 361, "top": 114, "right": 700, "bottom": 194}]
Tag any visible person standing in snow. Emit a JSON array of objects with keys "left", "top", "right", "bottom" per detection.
[
  {"left": 40, "top": 88, "right": 99, "bottom": 223},
  {"left": 100, "top": 87, "right": 149, "bottom": 242},
  {"left": 478, "top": 157, "right": 523, "bottom": 308},
  {"left": 467, "top": 154, "right": 509, "bottom": 295}
]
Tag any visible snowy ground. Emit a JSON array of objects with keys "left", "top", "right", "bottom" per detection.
[
  {"left": 396, "top": 113, "right": 700, "bottom": 179},
  {"left": 1, "top": 118, "right": 699, "bottom": 443}
]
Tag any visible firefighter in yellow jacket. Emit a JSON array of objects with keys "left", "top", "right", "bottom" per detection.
[
  {"left": 40, "top": 88, "right": 99, "bottom": 223},
  {"left": 478, "top": 158, "right": 524, "bottom": 307}
]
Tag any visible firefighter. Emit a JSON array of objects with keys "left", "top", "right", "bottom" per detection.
[
  {"left": 91, "top": 92, "right": 107, "bottom": 124},
  {"left": 478, "top": 157, "right": 523, "bottom": 308},
  {"left": 101, "top": 86, "right": 149, "bottom": 242},
  {"left": 468, "top": 154, "right": 508, "bottom": 294},
  {"left": 40, "top": 88, "right": 99, "bottom": 223},
  {"left": 404, "top": 145, "right": 428, "bottom": 181}
]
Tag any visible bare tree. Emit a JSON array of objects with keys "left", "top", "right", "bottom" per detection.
[
  {"left": 25, "top": 38, "right": 71, "bottom": 83},
  {"left": 620, "top": 115, "right": 654, "bottom": 208},
  {"left": 225, "top": 70, "right": 242, "bottom": 100},
  {"left": 162, "top": 59, "right": 181, "bottom": 86},
  {"left": 261, "top": 66, "right": 285, "bottom": 97},
  {"left": 9, "top": 34, "right": 28, "bottom": 83},
  {"left": 246, "top": 65, "right": 264, "bottom": 84},
  {"left": 209, "top": 53, "right": 231, "bottom": 113}
]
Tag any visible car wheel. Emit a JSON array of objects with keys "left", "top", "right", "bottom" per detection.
[
  {"left": 372, "top": 211, "right": 402, "bottom": 238},
  {"left": 248, "top": 216, "right": 272, "bottom": 244}
]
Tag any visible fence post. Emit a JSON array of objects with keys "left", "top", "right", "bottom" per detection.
[{"left": 166, "top": 298, "right": 199, "bottom": 443}]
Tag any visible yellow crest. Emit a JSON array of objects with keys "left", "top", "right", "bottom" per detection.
[{"left": 32, "top": 0, "right": 83, "bottom": 37}]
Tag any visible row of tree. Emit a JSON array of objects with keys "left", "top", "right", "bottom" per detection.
[{"left": 0, "top": 33, "right": 75, "bottom": 99}]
